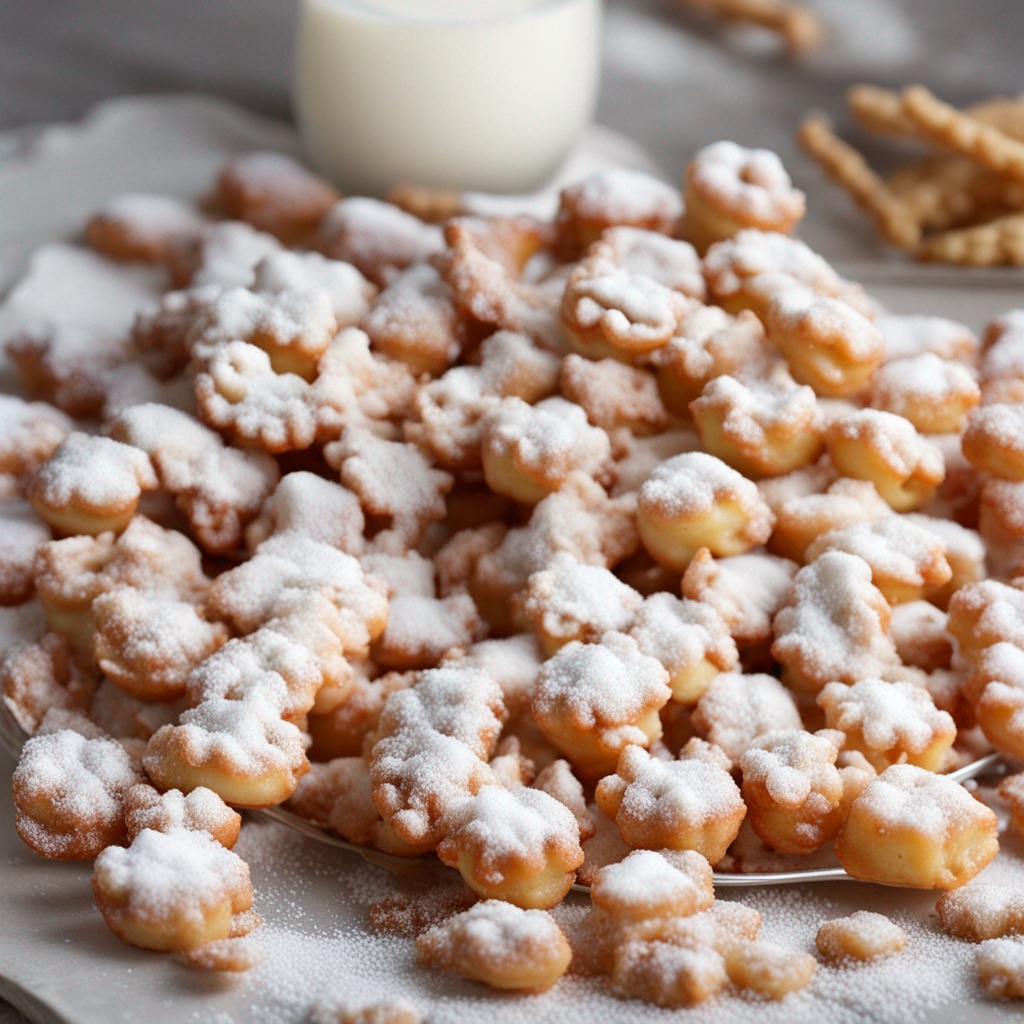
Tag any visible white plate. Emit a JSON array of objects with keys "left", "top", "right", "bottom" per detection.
[{"left": 1, "top": 95, "right": 1022, "bottom": 1024}]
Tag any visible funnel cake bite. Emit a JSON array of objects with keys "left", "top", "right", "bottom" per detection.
[
  {"left": 704, "top": 230, "right": 872, "bottom": 322},
  {"left": 522, "top": 557, "right": 643, "bottom": 658},
  {"left": 637, "top": 452, "right": 775, "bottom": 571},
  {"left": 818, "top": 679, "right": 956, "bottom": 772},
  {"left": 591, "top": 226, "right": 705, "bottom": 299},
  {"left": 804, "top": 516, "right": 953, "bottom": 605},
  {"left": 92, "top": 829, "right": 253, "bottom": 951},
  {"left": 963, "top": 403, "right": 1024, "bottom": 481},
  {"left": 481, "top": 397, "right": 612, "bottom": 505},
  {"left": 765, "top": 286, "right": 884, "bottom": 397},
  {"left": 683, "top": 142, "right": 806, "bottom": 253},
  {"left": 30, "top": 433, "right": 157, "bottom": 536},
  {"left": 870, "top": 353, "right": 980, "bottom": 435},
  {"left": 936, "top": 881, "right": 1024, "bottom": 942},
  {"left": 772, "top": 552, "right": 900, "bottom": 693},
  {"left": 217, "top": 151, "right": 339, "bottom": 245},
  {"left": 835, "top": 764, "right": 999, "bottom": 889},
  {"left": 437, "top": 785, "right": 583, "bottom": 909},
  {"left": 829, "top": 412, "right": 944, "bottom": 515},
  {"left": 591, "top": 849, "right": 714, "bottom": 920},
  {"left": 559, "top": 355, "right": 669, "bottom": 436},
  {"left": 628, "top": 592, "right": 738, "bottom": 704},
  {"left": 691, "top": 672, "right": 802, "bottom": 763},
  {"left": 416, "top": 901, "right": 572, "bottom": 993},
  {"left": 207, "top": 534, "right": 388, "bottom": 655},
  {"left": 816, "top": 911, "right": 907, "bottom": 963},
  {"left": 13, "top": 729, "right": 142, "bottom": 859},
  {"left": 740, "top": 729, "right": 845, "bottom": 854},
  {"left": 555, "top": 169, "right": 683, "bottom": 257},
  {"left": 691, "top": 375, "right": 823, "bottom": 479},
  {"left": 93, "top": 587, "right": 229, "bottom": 701},
  {"left": 531, "top": 633, "right": 671, "bottom": 778},
  {"left": 369, "top": 666, "right": 507, "bottom": 850},
  {"left": 561, "top": 256, "right": 691, "bottom": 362},
  {"left": 723, "top": 941, "right": 816, "bottom": 999},
  {"left": 595, "top": 745, "right": 745, "bottom": 862},
  {"left": 143, "top": 694, "right": 309, "bottom": 807},
  {"left": 86, "top": 193, "right": 207, "bottom": 264},
  {"left": 652, "top": 304, "right": 769, "bottom": 413},
  {"left": 0, "top": 396, "right": 72, "bottom": 499},
  {"left": 123, "top": 783, "right": 241, "bottom": 848}
]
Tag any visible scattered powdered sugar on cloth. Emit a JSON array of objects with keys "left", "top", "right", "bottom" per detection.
[{"left": 229, "top": 816, "right": 1024, "bottom": 1024}]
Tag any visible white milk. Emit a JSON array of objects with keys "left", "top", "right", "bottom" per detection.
[{"left": 294, "top": 0, "right": 602, "bottom": 195}]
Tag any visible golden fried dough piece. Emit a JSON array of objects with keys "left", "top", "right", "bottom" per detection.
[
  {"left": 724, "top": 941, "right": 816, "bottom": 998},
  {"left": 596, "top": 744, "right": 745, "bottom": 862},
  {"left": 560, "top": 354, "right": 669, "bottom": 436},
  {"left": 217, "top": 152, "right": 339, "bottom": 245},
  {"left": 816, "top": 911, "right": 908, "bottom": 963},
  {"left": 437, "top": 785, "right": 583, "bottom": 909},
  {"left": 370, "top": 665, "right": 506, "bottom": 851},
  {"left": 637, "top": 452, "right": 775, "bottom": 571},
  {"left": 531, "top": 633, "right": 671, "bottom": 777},
  {"left": 772, "top": 552, "right": 899, "bottom": 694},
  {"left": 30, "top": 433, "right": 157, "bottom": 536},
  {"left": 207, "top": 534, "right": 388, "bottom": 655},
  {"left": 740, "top": 729, "right": 844, "bottom": 854},
  {"left": 827, "top": 409, "right": 944, "bottom": 512},
  {"left": 847, "top": 84, "right": 919, "bottom": 138},
  {"left": 818, "top": 679, "right": 956, "bottom": 772},
  {"left": 681, "top": 548, "right": 797, "bottom": 650},
  {"left": 481, "top": 397, "right": 612, "bottom": 505},
  {"left": 86, "top": 193, "right": 207, "bottom": 263},
  {"left": 804, "top": 516, "right": 952, "bottom": 605},
  {"left": 963, "top": 404, "right": 1024, "bottom": 481},
  {"left": 591, "top": 848, "right": 715, "bottom": 920},
  {"left": 628, "top": 592, "right": 738, "bottom": 704},
  {"left": 5, "top": 323, "right": 130, "bottom": 418},
  {"left": 416, "top": 901, "right": 571, "bottom": 992},
  {"left": 610, "top": 941, "right": 727, "bottom": 1008},
  {"left": 318, "top": 197, "right": 443, "bottom": 287},
  {"left": 977, "top": 938, "right": 1024, "bottom": 999},
  {"left": 652, "top": 304, "right": 770, "bottom": 412},
  {"left": 937, "top": 881, "right": 1024, "bottom": 942},
  {"left": 0, "top": 396, "right": 71, "bottom": 500},
  {"left": 591, "top": 225, "right": 705, "bottom": 299},
  {"left": 703, "top": 230, "right": 872, "bottom": 323},
  {"left": 870, "top": 354, "right": 980, "bottom": 435},
  {"left": 93, "top": 587, "right": 228, "bottom": 701},
  {"left": 523, "top": 556, "right": 643, "bottom": 657},
  {"left": 692, "top": 374, "right": 823, "bottom": 479},
  {"left": 560, "top": 255, "right": 691, "bottom": 362},
  {"left": 555, "top": 169, "right": 683, "bottom": 257},
  {"left": 765, "top": 286, "right": 884, "bottom": 398},
  {"left": 683, "top": 141, "right": 805, "bottom": 253},
  {"left": 1001, "top": 774, "right": 1024, "bottom": 837},
  {"left": 691, "top": 671, "right": 802, "bottom": 763},
  {"left": 123, "top": 783, "right": 241, "bottom": 848},
  {"left": 287, "top": 758, "right": 419, "bottom": 857},
  {"left": 835, "top": 764, "right": 999, "bottom": 890},
  {"left": 93, "top": 828, "right": 253, "bottom": 951},
  {"left": 13, "top": 728, "right": 142, "bottom": 859},
  {"left": 143, "top": 695, "right": 309, "bottom": 808},
  {"left": 797, "top": 117, "right": 920, "bottom": 248},
  {"left": 677, "top": 0, "right": 822, "bottom": 54}
]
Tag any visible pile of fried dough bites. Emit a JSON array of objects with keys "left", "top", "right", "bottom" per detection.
[{"left": 5, "top": 143, "right": 1024, "bottom": 1007}]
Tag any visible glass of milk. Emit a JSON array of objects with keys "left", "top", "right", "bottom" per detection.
[{"left": 294, "top": 0, "right": 602, "bottom": 196}]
